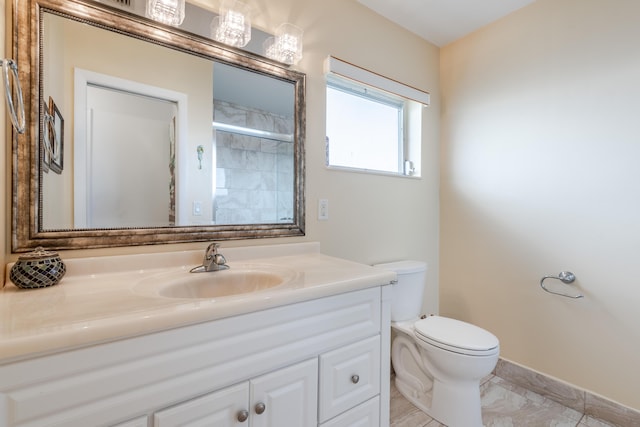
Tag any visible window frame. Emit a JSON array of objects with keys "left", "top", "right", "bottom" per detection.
[
  {"left": 326, "top": 74, "right": 408, "bottom": 176},
  {"left": 324, "top": 56, "right": 429, "bottom": 178}
]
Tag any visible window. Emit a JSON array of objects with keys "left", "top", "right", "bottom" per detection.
[
  {"left": 326, "top": 77, "right": 404, "bottom": 174},
  {"left": 324, "top": 56, "right": 429, "bottom": 177}
]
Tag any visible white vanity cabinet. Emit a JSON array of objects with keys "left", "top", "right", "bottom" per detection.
[
  {"left": 0, "top": 285, "right": 391, "bottom": 427},
  {"left": 154, "top": 359, "right": 318, "bottom": 427}
]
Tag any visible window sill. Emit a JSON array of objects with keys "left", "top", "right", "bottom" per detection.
[{"left": 325, "top": 165, "right": 421, "bottom": 179}]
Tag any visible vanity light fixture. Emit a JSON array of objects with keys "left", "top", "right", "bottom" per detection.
[
  {"left": 211, "top": 0, "right": 252, "bottom": 48},
  {"left": 264, "top": 23, "right": 304, "bottom": 65},
  {"left": 146, "top": 0, "right": 185, "bottom": 26}
]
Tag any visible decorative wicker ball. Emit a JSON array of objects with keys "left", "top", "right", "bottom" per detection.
[{"left": 10, "top": 247, "right": 66, "bottom": 289}]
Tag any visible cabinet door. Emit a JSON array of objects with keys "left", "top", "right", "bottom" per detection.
[
  {"left": 251, "top": 358, "right": 318, "bottom": 427},
  {"left": 154, "top": 382, "right": 249, "bottom": 427}
]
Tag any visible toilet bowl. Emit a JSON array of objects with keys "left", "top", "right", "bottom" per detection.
[{"left": 374, "top": 261, "right": 499, "bottom": 427}]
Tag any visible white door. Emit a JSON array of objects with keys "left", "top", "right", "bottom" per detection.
[
  {"left": 251, "top": 358, "right": 318, "bottom": 427},
  {"left": 73, "top": 68, "right": 188, "bottom": 229},
  {"left": 85, "top": 84, "right": 176, "bottom": 228}
]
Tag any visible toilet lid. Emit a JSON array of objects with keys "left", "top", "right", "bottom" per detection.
[{"left": 413, "top": 316, "right": 499, "bottom": 356}]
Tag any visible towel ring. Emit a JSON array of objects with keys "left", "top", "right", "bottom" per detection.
[
  {"left": 1, "top": 59, "right": 25, "bottom": 134},
  {"left": 540, "top": 271, "right": 584, "bottom": 299}
]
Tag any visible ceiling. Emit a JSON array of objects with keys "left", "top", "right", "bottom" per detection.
[{"left": 358, "top": 0, "right": 537, "bottom": 47}]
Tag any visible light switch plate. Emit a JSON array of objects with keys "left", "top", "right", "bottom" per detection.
[
  {"left": 193, "top": 201, "right": 203, "bottom": 216},
  {"left": 318, "top": 199, "right": 329, "bottom": 220}
]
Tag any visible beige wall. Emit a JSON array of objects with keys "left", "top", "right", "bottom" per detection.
[
  {"left": 3, "top": 0, "right": 440, "bottom": 308},
  {"left": 441, "top": 0, "right": 640, "bottom": 411}
]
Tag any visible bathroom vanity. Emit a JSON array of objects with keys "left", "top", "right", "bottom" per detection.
[{"left": 0, "top": 243, "right": 394, "bottom": 427}]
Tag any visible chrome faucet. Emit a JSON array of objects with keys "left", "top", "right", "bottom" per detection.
[{"left": 191, "top": 242, "right": 229, "bottom": 273}]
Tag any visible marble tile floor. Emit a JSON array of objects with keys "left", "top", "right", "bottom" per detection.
[{"left": 390, "top": 375, "right": 621, "bottom": 427}]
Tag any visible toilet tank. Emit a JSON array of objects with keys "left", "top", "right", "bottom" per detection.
[{"left": 374, "top": 260, "right": 427, "bottom": 322}]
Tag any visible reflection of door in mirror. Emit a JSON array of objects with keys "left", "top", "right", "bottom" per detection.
[
  {"left": 70, "top": 68, "right": 189, "bottom": 230},
  {"left": 83, "top": 85, "right": 176, "bottom": 229}
]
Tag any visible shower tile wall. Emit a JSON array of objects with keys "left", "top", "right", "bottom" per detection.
[{"left": 214, "top": 101, "right": 294, "bottom": 224}]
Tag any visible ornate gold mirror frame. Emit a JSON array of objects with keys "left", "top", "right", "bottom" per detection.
[{"left": 11, "top": 0, "right": 306, "bottom": 252}]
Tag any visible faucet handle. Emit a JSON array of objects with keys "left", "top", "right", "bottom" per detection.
[
  {"left": 214, "top": 253, "right": 227, "bottom": 266},
  {"left": 205, "top": 242, "right": 220, "bottom": 259}
]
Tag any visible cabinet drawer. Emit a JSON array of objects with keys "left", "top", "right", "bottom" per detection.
[
  {"left": 154, "top": 382, "right": 248, "bottom": 427},
  {"left": 111, "top": 416, "right": 149, "bottom": 427},
  {"left": 319, "top": 335, "right": 381, "bottom": 422},
  {"left": 320, "top": 396, "right": 380, "bottom": 427}
]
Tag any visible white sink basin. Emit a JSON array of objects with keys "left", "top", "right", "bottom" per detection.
[{"left": 134, "top": 264, "right": 299, "bottom": 299}]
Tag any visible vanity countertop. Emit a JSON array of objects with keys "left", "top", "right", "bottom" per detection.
[{"left": 1, "top": 243, "right": 395, "bottom": 364}]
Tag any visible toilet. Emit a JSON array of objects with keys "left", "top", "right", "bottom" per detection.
[{"left": 375, "top": 261, "right": 499, "bottom": 427}]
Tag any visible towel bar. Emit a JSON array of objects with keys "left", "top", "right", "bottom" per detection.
[{"left": 540, "top": 271, "right": 584, "bottom": 299}]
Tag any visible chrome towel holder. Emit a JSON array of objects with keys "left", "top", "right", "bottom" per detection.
[
  {"left": 0, "top": 58, "right": 25, "bottom": 134},
  {"left": 540, "top": 271, "right": 584, "bottom": 299}
]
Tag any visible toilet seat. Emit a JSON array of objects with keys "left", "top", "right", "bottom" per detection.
[{"left": 414, "top": 316, "right": 499, "bottom": 356}]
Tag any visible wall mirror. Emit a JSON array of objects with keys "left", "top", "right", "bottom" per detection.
[{"left": 12, "top": 0, "right": 306, "bottom": 251}]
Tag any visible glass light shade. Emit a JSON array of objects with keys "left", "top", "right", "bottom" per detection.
[
  {"left": 263, "top": 37, "right": 278, "bottom": 61},
  {"left": 146, "top": 0, "right": 185, "bottom": 26},
  {"left": 211, "top": 0, "right": 252, "bottom": 48},
  {"left": 264, "top": 23, "right": 303, "bottom": 65}
]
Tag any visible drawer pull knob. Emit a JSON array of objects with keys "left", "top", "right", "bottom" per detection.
[
  {"left": 237, "top": 410, "right": 249, "bottom": 422},
  {"left": 255, "top": 402, "right": 266, "bottom": 414},
  {"left": 351, "top": 374, "right": 360, "bottom": 384}
]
